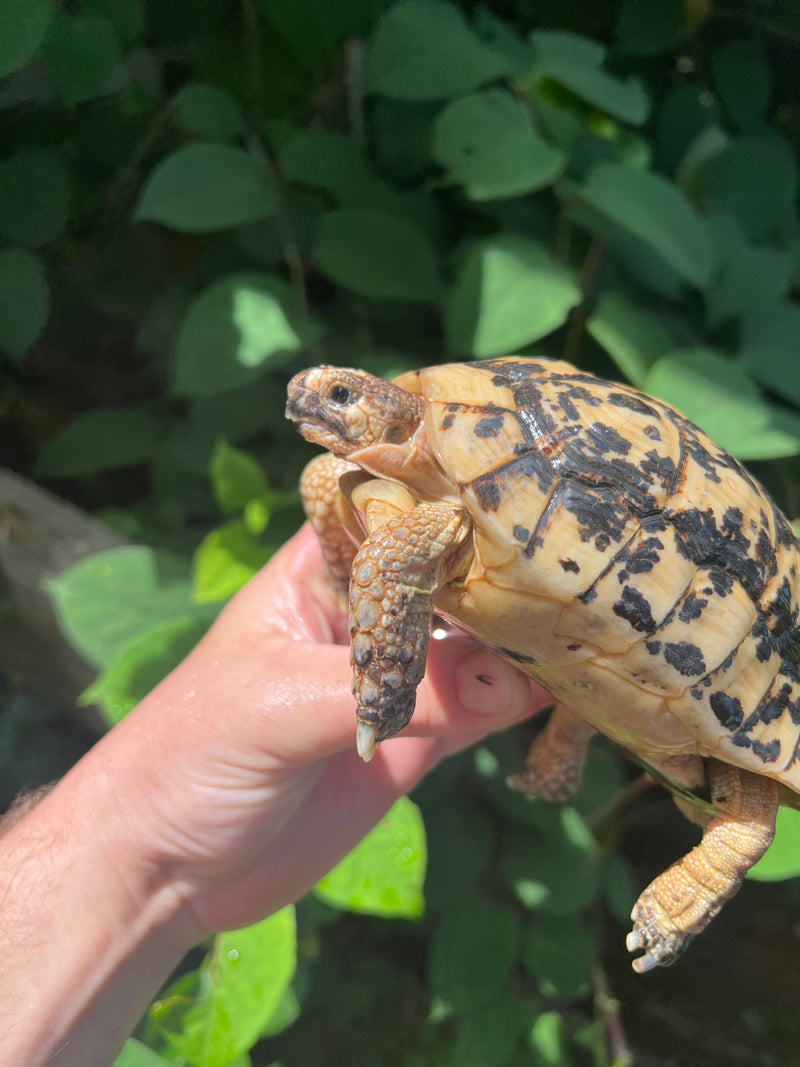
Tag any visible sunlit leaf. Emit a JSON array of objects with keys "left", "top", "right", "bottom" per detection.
[
  {"left": 581, "top": 163, "right": 711, "bottom": 287},
  {"left": 173, "top": 273, "right": 316, "bottom": 396},
  {"left": 644, "top": 349, "right": 800, "bottom": 460},
  {"left": 748, "top": 806, "right": 800, "bottom": 882},
  {"left": 587, "top": 288, "right": 679, "bottom": 386},
  {"left": 315, "top": 797, "right": 427, "bottom": 918},
  {"left": 209, "top": 440, "right": 268, "bottom": 513},
  {"left": 445, "top": 233, "right": 580, "bottom": 356},
  {"left": 112, "top": 1038, "right": 171, "bottom": 1067},
  {"left": 49, "top": 546, "right": 196, "bottom": 669},
  {"left": 192, "top": 521, "right": 271, "bottom": 604},
  {"left": 432, "top": 89, "right": 564, "bottom": 200},
  {"left": 170, "top": 909, "right": 297, "bottom": 1067},
  {"left": 83, "top": 615, "right": 210, "bottom": 726}
]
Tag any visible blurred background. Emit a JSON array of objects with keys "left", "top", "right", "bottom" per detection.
[{"left": 2, "top": 1, "right": 800, "bottom": 1064}]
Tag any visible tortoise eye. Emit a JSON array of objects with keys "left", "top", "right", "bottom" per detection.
[{"left": 328, "top": 384, "right": 354, "bottom": 408}]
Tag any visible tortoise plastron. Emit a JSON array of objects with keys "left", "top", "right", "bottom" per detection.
[{"left": 287, "top": 357, "right": 800, "bottom": 971}]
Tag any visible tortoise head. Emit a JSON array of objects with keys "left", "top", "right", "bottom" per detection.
[{"left": 286, "top": 367, "right": 425, "bottom": 458}]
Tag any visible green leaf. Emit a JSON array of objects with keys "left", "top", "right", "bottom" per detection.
[
  {"left": 134, "top": 145, "right": 277, "bottom": 232},
  {"left": 581, "top": 163, "right": 711, "bottom": 287},
  {"left": 431, "top": 89, "right": 565, "bottom": 201},
  {"left": 445, "top": 233, "right": 580, "bottom": 357},
  {"left": 454, "top": 995, "right": 533, "bottom": 1067},
  {"left": 528, "top": 1011, "right": 567, "bottom": 1066},
  {"left": 701, "top": 136, "right": 797, "bottom": 243},
  {"left": 192, "top": 521, "right": 271, "bottom": 604},
  {"left": 428, "top": 898, "right": 519, "bottom": 1010},
  {"left": 366, "top": 0, "right": 513, "bottom": 102},
  {"left": 0, "top": 248, "right": 49, "bottom": 361},
  {"left": 280, "top": 130, "right": 390, "bottom": 209},
  {"left": 173, "top": 909, "right": 297, "bottom": 1067},
  {"left": 209, "top": 440, "right": 268, "bottom": 513},
  {"left": 36, "top": 405, "right": 162, "bottom": 477},
  {"left": 0, "top": 149, "right": 72, "bottom": 247},
  {"left": 314, "top": 208, "right": 440, "bottom": 301},
  {"left": 0, "top": 0, "right": 53, "bottom": 78},
  {"left": 530, "top": 30, "right": 649, "bottom": 125},
  {"left": 500, "top": 809, "right": 600, "bottom": 915},
  {"left": 315, "top": 796, "right": 427, "bottom": 918},
  {"left": 614, "top": 0, "right": 684, "bottom": 57},
  {"left": 173, "top": 83, "right": 246, "bottom": 140},
  {"left": 49, "top": 546, "right": 195, "bottom": 669},
  {"left": 748, "top": 807, "right": 800, "bottom": 882},
  {"left": 587, "top": 289, "right": 680, "bottom": 387},
  {"left": 523, "top": 915, "right": 592, "bottom": 999},
  {"left": 173, "top": 273, "right": 316, "bottom": 396},
  {"left": 740, "top": 302, "right": 800, "bottom": 409},
  {"left": 712, "top": 41, "right": 770, "bottom": 132},
  {"left": 706, "top": 239, "right": 789, "bottom": 329},
  {"left": 644, "top": 349, "right": 800, "bottom": 461},
  {"left": 83, "top": 615, "right": 210, "bottom": 727},
  {"left": 43, "top": 14, "right": 122, "bottom": 106},
  {"left": 112, "top": 1038, "right": 171, "bottom": 1067}
]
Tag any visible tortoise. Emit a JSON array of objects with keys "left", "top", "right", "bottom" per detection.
[{"left": 286, "top": 356, "right": 800, "bottom": 973}]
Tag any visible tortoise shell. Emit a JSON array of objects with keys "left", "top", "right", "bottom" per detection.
[{"left": 374, "top": 357, "right": 800, "bottom": 793}]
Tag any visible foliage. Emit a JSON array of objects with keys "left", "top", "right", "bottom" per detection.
[{"left": 3, "top": 0, "right": 800, "bottom": 1063}]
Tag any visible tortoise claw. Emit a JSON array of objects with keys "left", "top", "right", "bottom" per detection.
[{"left": 356, "top": 722, "right": 380, "bottom": 762}]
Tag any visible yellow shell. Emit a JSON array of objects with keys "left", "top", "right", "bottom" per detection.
[{"left": 393, "top": 357, "right": 800, "bottom": 793}]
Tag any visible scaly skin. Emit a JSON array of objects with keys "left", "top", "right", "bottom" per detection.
[
  {"left": 627, "top": 761, "right": 778, "bottom": 972},
  {"left": 347, "top": 503, "right": 470, "bottom": 758},
  {"left": 507, "top": 703, "right": 597, "bottom": 802},
  {"left": 299, "top": 453, "right": 360, "bottom": 612}
]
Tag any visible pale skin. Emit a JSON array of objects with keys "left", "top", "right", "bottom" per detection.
[{"left": 0, "top": 524, "right": 548, "bottom": 1067}]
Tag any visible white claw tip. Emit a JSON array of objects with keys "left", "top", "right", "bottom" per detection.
[{"left": 356, "top": 722, "right": 380, "bottom": 762}]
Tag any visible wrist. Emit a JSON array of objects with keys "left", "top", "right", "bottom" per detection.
[{"left": 0, "top": 738, "right": 189, "bottom": 1067}]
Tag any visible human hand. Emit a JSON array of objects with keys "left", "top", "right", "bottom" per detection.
[{"left": 103, "top": 522, "right": 550, "bottom": 945}]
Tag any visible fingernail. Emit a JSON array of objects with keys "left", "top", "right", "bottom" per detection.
[{"left": 455, "top": 649, "right": 524, "bottom": 715}]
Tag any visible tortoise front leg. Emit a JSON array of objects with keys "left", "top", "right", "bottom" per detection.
[
  {"left": 627, "top": 761, "right": 778, "bottom": 973},
  {"left": 507, "top": 703, "right": 596, "bottom": 802},
  {"left": 300, "top": 453, "right": 361, "bottom": 612},
  {"left": 348, "top": 503, "right": 471, "bottom": 761}
]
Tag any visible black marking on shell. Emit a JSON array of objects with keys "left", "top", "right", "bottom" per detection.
[
  {"left": 441, "top": 412, "right": 455, "bottom": 430},
  {"left": 668, "top": 507, "right": 766, "bottom": 602},
  {"left": 663, "top": 641, "right": 706, "bottom": 676},
  {"left": 560, "top": 558, "right": 580, "bottom": 573},
  {"left": 607, "top": 391, "right": 659, "bottom": 417},
  {"left": 644, "top": 424, "right": 662, "bottom": 441},
  {"left": 613, "top": 586, "right": 657, "bottom": 633},
  {"left": 559, "top": 382, "right": 603, "bottom": 406},
  {"left": 474, "top": 414, "right": 504, "bottom": 438},
  {"left": 678, "top": 592, "right": 707, "bottom": 623},
  {"left": 710, "top": 691, "right": 743, "bottom": 731},
  {"left": 513, "top": 524, "right": 530, "bottom": 543},
  {"left": 645, "top": 639, "right": 661, "bottom": 656}
]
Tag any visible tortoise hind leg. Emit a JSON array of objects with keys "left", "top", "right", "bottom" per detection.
[
  {"left": 507, "top": 703, "right": 596, "bottom": 803},
  {"left": 627, "top": 761, "right": 778, "bottom": 973}
]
